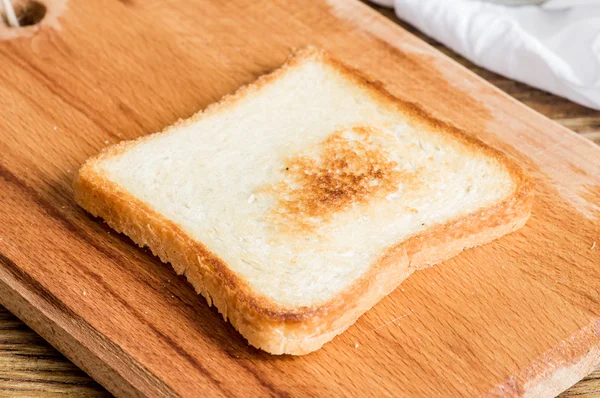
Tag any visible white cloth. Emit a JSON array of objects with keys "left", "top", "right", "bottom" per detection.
[{"left": 372, "top": 0, "right": 600, "bottom": 110}]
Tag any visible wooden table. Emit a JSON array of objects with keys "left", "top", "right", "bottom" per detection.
[{"left": 1, "top": 3, "right": 599, "bottom": 397}]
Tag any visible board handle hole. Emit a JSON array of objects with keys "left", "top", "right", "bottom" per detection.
[{"left": 2, "top": 0, "right": 47, "bottom": 27}]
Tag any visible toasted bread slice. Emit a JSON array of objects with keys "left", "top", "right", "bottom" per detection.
[{"left": 73, "top": 47, "right": 534, "bottom": 355}]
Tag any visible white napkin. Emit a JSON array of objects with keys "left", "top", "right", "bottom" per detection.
[{"left": 372, "top": 0, "right": 600, "bottom": 110}]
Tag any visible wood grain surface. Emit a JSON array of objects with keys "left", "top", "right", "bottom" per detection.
[{"left": 0, "top": 0, "right": 599, "bottom": 396}]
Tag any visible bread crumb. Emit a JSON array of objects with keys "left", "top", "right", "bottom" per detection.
[
  {"left": 401, "top": 288, "right": 404, "bottom": 292},
  {"left": 248, "top": 194, "right": 256, "bottom": 203},
  {"left": 104, "top": 140, "right": 109, "bottom": 145},
  {"left": 83, "top": 289, "right": 87, "bottom": 296},
  {"left": 592, "top": 241, "right": 597, "bottom": 250},
  {"left": 354, "top": 343, "right": 359, "bottom": 349},
  {"left": 66, "top": 169, "right": 71, "bottom": 173},
  {"left": 53, "top": 126, "right": 57, "bottom": 131}
]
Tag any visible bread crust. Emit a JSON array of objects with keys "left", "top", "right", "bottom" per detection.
[{"left": 73, "top": 47, "right": 534, "bottom": 355}]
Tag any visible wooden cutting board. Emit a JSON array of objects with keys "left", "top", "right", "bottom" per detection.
[{"left": 1, "top": 0, "right": 599, "bottom": 396}]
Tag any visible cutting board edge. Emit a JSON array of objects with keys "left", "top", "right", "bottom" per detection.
[
  {"left": 494, "top": 318, "right": 600, "bottom": 397},
  {"left": 525, "top": 343, "right": 600, "bottom": 397},
  {"left": 2, "top": 250, "right": 600, "bottom": 398},
  {"left": 0, "top": 253, "right": 172, "bottom": 398}
]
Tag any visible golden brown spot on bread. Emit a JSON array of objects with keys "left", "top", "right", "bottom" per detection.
[{"left": 267, "top": 126, "right": 415, "bottom": 233}]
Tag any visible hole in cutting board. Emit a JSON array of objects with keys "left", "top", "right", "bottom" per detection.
[{"left": 2, "top": 0, "right": 47, "bottom": 27}]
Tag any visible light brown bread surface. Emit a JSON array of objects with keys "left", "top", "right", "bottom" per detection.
[{"left": 73, "top": 47, "right": 534, "bottom": 355}]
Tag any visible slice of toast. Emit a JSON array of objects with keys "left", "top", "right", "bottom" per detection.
[{"left": 73, "top": 47, "right": 534, "bottom": 355}]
